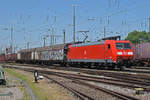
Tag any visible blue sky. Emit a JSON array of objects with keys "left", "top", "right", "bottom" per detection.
[{"left": 0, "top": 0, "right": 150, "bottom": 51}]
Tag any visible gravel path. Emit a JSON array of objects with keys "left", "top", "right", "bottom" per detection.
[
  {"left": 3, "top": 71, "right": 38, "bottom": 100},
  {"left": 0, "top": 73, "right": 24, "bottom": 100}
]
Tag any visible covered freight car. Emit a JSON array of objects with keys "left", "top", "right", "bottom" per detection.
[
  {"left": 0, "top": 54, "right": 6, "bottom": 62},
  {"left": 17, "top": 44, "right": 65, "bottom": 64},
  {"left": 17, "top": 49, "right": 34, "bottom": 63},
  {"left": 0, "top": 53, "right": 17, "bottom": 62},
  {"left": 5, "top": 53, "right": 17, "bottom": 62},
  {"left": 133, "top": 43, "right": 150, "bottom": 66}
]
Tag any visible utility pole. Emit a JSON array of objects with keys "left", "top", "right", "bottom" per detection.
[
  {"left": 10, "top": 26, "right": 13, "bottom": 53},
  {"left": 63, "top": 29, "right": 66, "bottom": 44},
  {"left": 49, "top": 29, "right": 62, "bottom": 46},
  {"left": 104, "top": 26, "right": 106, "bottom": 38},
  {"left": 149, "top": 17, "right": 150, "bottom": 32},
  {"left": 43, "top": 37, "right": 46, "bottom": 47},
  {"left": 72, "top": 5, "right": 77, "bottom": 43},
  {"left": 27, "top": 42, "right": 30, "bottom": 49},
  {"left": 43, "top": 35, "right": 49, "bottom": 47},
  {"left": 14, "top": 46, "right": 18, "bottom": 53},
  {"left": 50, "top": 28, "right": 54, "bottom": 45}
]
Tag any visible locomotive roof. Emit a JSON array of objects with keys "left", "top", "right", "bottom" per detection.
[
  {"left": 71, "top": 41, "right": 105, "bottom": 47},
  {"left": 19, "top": 44, "right": 65, "bottom": 53},
  {"left": 71, "top": 40, "right": 131, "bottom": 47}
]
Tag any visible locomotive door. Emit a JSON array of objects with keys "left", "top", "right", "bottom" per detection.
[{"left": 105, "top": 44, "right": 112, "bottom": 60}]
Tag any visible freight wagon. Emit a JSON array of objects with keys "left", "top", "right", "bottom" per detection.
[
  {"left": 16, "top": 44, "right": 65, "bottom": 65},
  {"left": 133, "top": 43, "right": 150, "bottom": 66},
  {"left": 5, "top": 53, "right": 17, "bottom": 62},
  {"left": 0, "top": 54, "right": 6, "bottom": 62},
  {"left": 0, "top": 53, "right": 17, "bottom": 63}
]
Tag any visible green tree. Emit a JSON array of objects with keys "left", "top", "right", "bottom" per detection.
[{"left": 125, "top": 30, "right": 150, "bottom": 44}]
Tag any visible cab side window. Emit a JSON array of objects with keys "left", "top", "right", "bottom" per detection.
[{"left": 108, "top": 44, "right": 111, "bottom": 50}]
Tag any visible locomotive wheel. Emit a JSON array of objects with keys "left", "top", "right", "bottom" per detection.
[
  {"left": 60, "top": 63, "right": 66, "bottom": 67},
  {"left": 119, "top": 66, "right": 125, "bottom": 71},
  {"left": 108, "top": 66, "right": 115, "bottom": 70},
  {"left": 125, "top": 64, "right": 131, "bottom": 68}
]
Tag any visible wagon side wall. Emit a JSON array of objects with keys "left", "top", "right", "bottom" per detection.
[{"left": 133, "top": 43, "right": 150, "bottom": 59}]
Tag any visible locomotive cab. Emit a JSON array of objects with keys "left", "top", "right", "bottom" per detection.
[
  {"left": 104, "top": 40, "right": 133, "bottom": 68},
  {"left": 113, "top": 41, "right": 133, "bottom": 67}
]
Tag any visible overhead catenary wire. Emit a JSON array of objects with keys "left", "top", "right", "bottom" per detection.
[{"left": 0, "top": 0, "right": 149, "bottom": 50}]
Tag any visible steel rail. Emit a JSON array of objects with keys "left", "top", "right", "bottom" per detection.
[
  {"left": 4, "top": 66, "right": 150, "bottom": 91},
  {"left": 44, "top": 72, "right": 139, "bottom": 100},
  {"left": 43, "top": 75, "right": 94, "bottom": 100}
]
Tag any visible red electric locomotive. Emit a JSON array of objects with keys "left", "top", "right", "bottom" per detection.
[{"left": 66, "top": 39, "right": 133, "bottom": 70}]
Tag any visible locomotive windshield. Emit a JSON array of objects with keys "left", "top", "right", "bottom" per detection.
[{"left": 116, "top": 43, "right": 131, "bottom": 49}]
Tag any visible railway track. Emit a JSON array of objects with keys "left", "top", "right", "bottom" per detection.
[
  {"left": 44, "top": 74, "right": 139, "bottom": 100},
  {"left": 3, "top": 64, "right": 150, "bottom": 91},
  {"left": 3, "top": 65, "right": 144, "bottom": 100},
  {"left": 4, "top": 63, "right": 150, "bottom": 76},
  {"left": 6, "top": 65, "right": 138, "bottom": 100},
  {"left": 4, "top": 63, "right": 150, "bottom": 78},
  {"left": 44, "top": 75, "right": 94, "bottom": 100},
  {"left": 46, "top": 72, "right": 150, "bottom": 91},
  {"left": 132, "top": 67, "right": 150, "bottom": 70},
  {"left": 125, "top": 68, "right": 150, "bottom": 74}
]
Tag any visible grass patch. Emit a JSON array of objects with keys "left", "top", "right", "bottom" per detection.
[
  {"left": 20, "top": 86, "right": 30, "bottom": 100},
  {"left": 5, "top": 68, "right": 47, "bottom": 100}
]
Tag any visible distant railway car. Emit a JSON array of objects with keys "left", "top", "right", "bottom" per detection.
[
  {"left": 19, "top": 50, "right": 32, "bottom": 60},
  {"left": 0, "top": 54, "right": 6, "bottom": 62},
  {"left": 67, "top": 40, "right": 133, "bottom": 69},
  {"left": 5, "top": 53, "right": 17, "bottom": 62},
  {"left": 17, "top": 49, "right": 35, "bottom": 63},
  {"left": 133, "top": 43, "right": 150, "bottom": 66},
  {"left": 0, "top": 53, "right": 17, "bottom": 63}
]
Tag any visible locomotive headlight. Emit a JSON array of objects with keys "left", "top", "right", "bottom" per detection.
[
  {"left": 117, "top": 52, "right": 122, "bottom": 55},
  {"left": 128, "top": 52, "right": 133, "bottom": 55}
]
